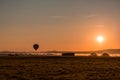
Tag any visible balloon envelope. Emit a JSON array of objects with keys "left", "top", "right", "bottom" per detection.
[{"left": 33, "top": 44, "right": 39, "bottom": 51}]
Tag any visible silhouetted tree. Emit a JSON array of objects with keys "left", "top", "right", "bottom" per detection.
[
  {"left": 101, "top": 53, "right": 110, "bottom": 57},
  {"left": 90, "top": 52, "right": 97, "bottom": 57}
]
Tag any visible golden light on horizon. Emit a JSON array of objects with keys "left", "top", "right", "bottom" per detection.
[{"left": 97, "top": 36, "right": 104, "bottom": 43}]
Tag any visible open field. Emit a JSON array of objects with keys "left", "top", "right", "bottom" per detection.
[{"left": 0, "top": 56, "right": 120, "bottom": 80}]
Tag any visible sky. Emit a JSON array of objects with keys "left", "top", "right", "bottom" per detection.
[{"left": 0, "top": 0, "right": 120, "bottom": 51}]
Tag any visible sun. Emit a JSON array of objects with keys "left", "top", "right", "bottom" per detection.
[{"left": 97, "top": 36, "right": 104, "bottom": 43}]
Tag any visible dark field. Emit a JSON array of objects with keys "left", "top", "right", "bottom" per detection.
[{"left": 0, "top": 56, "right": 120, "bottom": 80}]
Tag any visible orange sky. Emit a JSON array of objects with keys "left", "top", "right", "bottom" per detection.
[{"left": 0, "top": 0, "right": 120, "bottom": 51}]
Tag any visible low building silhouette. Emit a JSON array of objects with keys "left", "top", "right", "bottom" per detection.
[{"left": 62, "top": 53, "right": 75, "bottom": 56}]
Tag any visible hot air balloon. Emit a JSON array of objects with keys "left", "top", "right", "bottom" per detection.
[{"left": 33, "top": 44, "right": 39, "bottom": 51}]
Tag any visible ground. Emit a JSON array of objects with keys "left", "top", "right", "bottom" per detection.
[{"left": 0, "top": 56, "right": 120, "bottom": 80}]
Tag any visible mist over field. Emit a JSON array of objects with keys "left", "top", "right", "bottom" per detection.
[{"left": 1, "top": 49, "right": 120, "bottom": 57}]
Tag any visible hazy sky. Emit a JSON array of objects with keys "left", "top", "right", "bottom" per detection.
[{"left": 0, "top": 0, "right": 120, "bottom": 51}]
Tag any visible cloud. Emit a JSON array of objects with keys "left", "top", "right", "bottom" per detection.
[
  {"left": 96, "top": 24, "right": 105, "bottom": 27},
  {"left": 85, "top": 14, "right": 97, "bottom": 18},
  {"left": 50, "top": 16, "right": 64, "bottom": 19}
]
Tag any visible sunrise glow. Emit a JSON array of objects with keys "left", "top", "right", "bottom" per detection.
[
  {"left": 97, "top": 36, "right": 104, "bottom": 43},
  {"left": 0, "top": 0, "right": 120, "bottom": 51}
]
